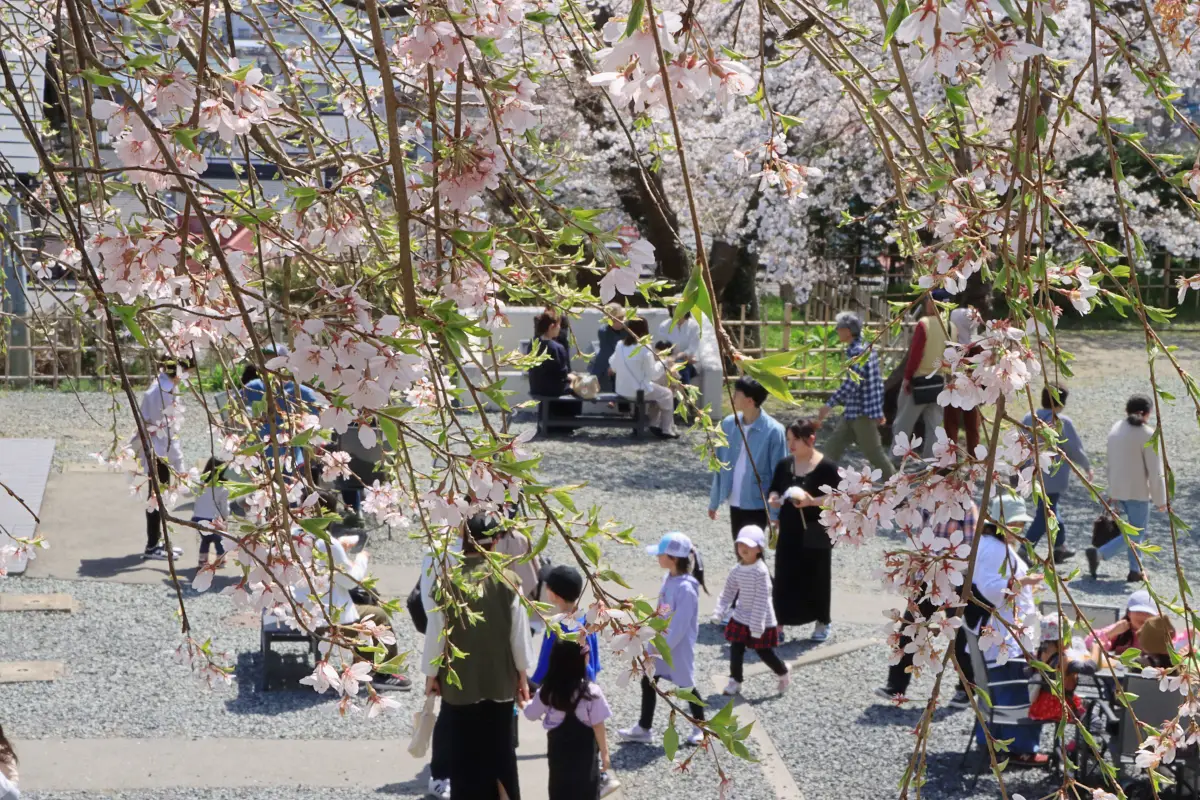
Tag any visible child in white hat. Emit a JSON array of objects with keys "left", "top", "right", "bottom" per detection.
[{"left": 713, "top": 525, "right": 790, "bottom": 696}]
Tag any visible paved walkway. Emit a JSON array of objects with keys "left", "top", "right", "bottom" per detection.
[
  {"left": 20, "top": 731, "right": 551, "bottom": 793},
  {"left": 0, "top": 439, "right": 55, "bottom": 568}
]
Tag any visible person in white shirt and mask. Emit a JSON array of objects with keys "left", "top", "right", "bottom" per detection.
[{"left": 130, "top": 358, "right": 188, "bottom": 561}]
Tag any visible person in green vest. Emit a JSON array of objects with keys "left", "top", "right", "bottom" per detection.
[
  {"left": 422, "top": 514, "right": 534, "bottom": 800},
  {"left": 892, "top": 293, "right": 954, "bottom": 459}
]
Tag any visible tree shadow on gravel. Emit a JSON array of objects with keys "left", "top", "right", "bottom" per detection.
[
  {"left": 376, "top": 774, "right": 430, "bottom": 795},
  {"left": 919, "top": 749, "right": 1055, "bottom": 800},
  {"left": 856, "top": 701, "right": 963, "bottom": 727},
  {"left": 612, "top": 741, "right": 672, "bottom": 770},
  {"left": 224, "top": 650, "right": 333, "bottom": 715}
]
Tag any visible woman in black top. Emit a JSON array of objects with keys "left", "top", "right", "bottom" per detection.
[
  {"left": 768, "top": 419, "right": 841, "bottom": 641},
  {"left": 528, "top": 311, "right": 571, "bottom": 396},
  {"left": 528, "top": 311, "right": 580, "bottom": 427}
]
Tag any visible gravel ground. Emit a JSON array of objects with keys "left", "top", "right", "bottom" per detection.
[{"left": 5, "top": 330, "right": 1200, "bottom": 799}]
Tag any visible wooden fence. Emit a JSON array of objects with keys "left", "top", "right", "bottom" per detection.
[
  {"left": 724, "top": 280, "right": 915, "bottom": 396},
  {"left": 1, "top": 311, "right": 156, "bottom": 387}
]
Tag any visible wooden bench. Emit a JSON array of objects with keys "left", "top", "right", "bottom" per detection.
[{"left": 530, "top": 390, "right": 649, "bottom": 437}]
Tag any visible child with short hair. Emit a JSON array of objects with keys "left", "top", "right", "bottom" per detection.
[
  {"left": 531, "top": 565, "right": 600, "bottom": 686},
  {"left": 193, "top": 457, "right": 231, "bottom": 569},
  {"left": 715, "top": 525, "right": 790, "bottom": 696},
  {"left": 524, "top": 640, "right": 617, "bottom": 799},
  {"left": 619, "top": 532, "right": 708, "bottom": 747}
]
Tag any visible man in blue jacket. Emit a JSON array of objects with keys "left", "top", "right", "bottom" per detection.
[{"left": 708, "top": 376, "right": 788, "bottom": 544}]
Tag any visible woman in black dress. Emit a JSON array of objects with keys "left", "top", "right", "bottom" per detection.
[{"left": 769, "top": 419, "right": 841, "bottom": 642}]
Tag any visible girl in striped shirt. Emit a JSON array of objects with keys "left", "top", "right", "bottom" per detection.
[{"left": 714, "top": 525, "right": 790, "bottom": 696}]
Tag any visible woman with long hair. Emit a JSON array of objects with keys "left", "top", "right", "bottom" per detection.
[
  {"left": 524, "top": 640, "right": 616, "bottom": 798},
  {"left": 768, "top": 419, "right": 841, "bottom": 642}
]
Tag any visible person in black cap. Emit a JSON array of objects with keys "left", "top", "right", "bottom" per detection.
[{"left": 531, "top": 565, "right": 600, "bottom": 688}]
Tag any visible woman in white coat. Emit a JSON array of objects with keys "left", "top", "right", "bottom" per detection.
[{"left": 611, "top": 318, "right": 679, "bottom": 439}]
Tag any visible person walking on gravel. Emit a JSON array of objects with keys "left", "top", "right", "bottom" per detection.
[
  {"left": 1021, "top": 384, "right": 1092, "bottom": 565},
  {"left": 817, "top": 313, "right": 894, "bottom": 479},
  {"left": 708, "top": 377, "right": 787, "bottom": 543},
  {"left": 1086, "top": 394, "right": 1167, "bottom": 583},
  {"left": 130, "top": 358, "right": 187, "bottom": 561}
]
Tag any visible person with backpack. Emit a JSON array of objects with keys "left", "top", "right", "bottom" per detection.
[{"left": 422, "top": 514, "right": 534, "bottom": 800}]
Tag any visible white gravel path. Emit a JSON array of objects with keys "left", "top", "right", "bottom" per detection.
[{"left": 5, "top": 330, "right": 1200, "bottom": 799}]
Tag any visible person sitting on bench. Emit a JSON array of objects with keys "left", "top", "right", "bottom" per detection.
[
  {"left": 612, "top": 318, "right": 679, "bottom": 440},
  {"left": 528, "top": 310, "right": 581, "bottom": 429}
]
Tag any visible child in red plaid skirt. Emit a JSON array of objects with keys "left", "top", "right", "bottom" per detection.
[{"left": 713, "top": 525, "right": 790, "bottom": 696}]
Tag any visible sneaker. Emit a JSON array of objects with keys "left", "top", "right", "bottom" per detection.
[
  {"left": 143, "top": 545, "right": 182, "bottom": 560},
  {"left": 599, "top": 771, "right": 621, "bottom": 797},
  {"left": 373, "top": 673, "right": 413, "bottom": 691},
  {"left": 949, "top": 689, "right": 971, "bottom": 708},
  {"left": 685, "top": 727, "right": 704, "bottom": 746},
  {"left": 722, "top": 678, "right": 742, "bottom": 696},
  {"left": 1126, "top": 571, "right": 1147, "bottom": 583},
  {"left": 777, "top": 672, "right": 791, "bottom": 694},
  {"left": 1085, "top": 546, "right": 1100, "bottom": 579},
  {"left": 426, "top": 778, "right": 451, "bottom": 799},
  {"left": 875, "top": 686, "right": 904, "bottom": 702},
  {"left": 810, "top": 623, "right": 831, "bottom": 642},
  {"left": 618, "top": 724, "right": 653, "bottom": 744},
  {"left": 1053, "top": 547, "right": 1076, "bottom": 563}
]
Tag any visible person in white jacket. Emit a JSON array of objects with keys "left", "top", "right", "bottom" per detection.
[
  {"left": 131, "top": 360, "right": 187, "bottom": 561},
  {"left": 1086, "top": 394, "right": 1169, "bottom": 582},
  {"left": 611, "top": 318, "right": 678, "bottom": 439},
  {"left": 656, "top": 312, "right": 701, "bottom": 385}
]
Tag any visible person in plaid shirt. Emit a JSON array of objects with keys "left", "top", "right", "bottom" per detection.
[
  {"left": 877, "top": 496, "right": 980, "bottom": 703},
  {"left": 816, "top": 312, "right": 894, "bottom": 479}
]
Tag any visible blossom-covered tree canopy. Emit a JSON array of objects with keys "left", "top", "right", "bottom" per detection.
[{"left": 0, "top": 0, "right": 1199, "bottom": 791}]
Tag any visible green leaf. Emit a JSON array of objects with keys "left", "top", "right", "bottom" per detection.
[
  {"left": 993, "top": 0, "right": 1024, "bottom": 24},
  {"left": 624, "top": 0, "right": 645, "bottom": 38},
  {"left": 111, "top": 304, "right": 148, "bottom": 345},
  {"left": 525, "top": 10, "right": 556, "bottom": 22},
  {"left": 674, "top": 687, "right": 707, "bottom": 707},
  {"left": 172, "top": 128, "right": 203, "bottom": 154},
  {"left": 676, "top": 267, "right": 714, "bottom": 327},
  {"left": 229, "top": 62, "right": 255, "bottom": 81},
  {"left": 126, "top": 53, "right": 161, "bottom": 70},
  {"left": 777, "top": 113, "right": 803, "bottom": 132},
  {"left": 81, "top": 69, "right": 121, "bottom": 87},
  {"left": 663, "top": 723, "right": 679, "bottom": 761},
  {"left": 475, "top": 37, "right": 502, "bottom": 58},
  {"left": 378, "top": 415, "right": 399, "bottom": 452},
  {"left": 581, "top": 539, "right": 602, "bottom": 566},
  {"left": 883, "top": 0, "right": 909, "bottom": 50},
  {"left": 944, "top": 85, "right": 968, "bottom": 108},
  {"left": 651, "top": 633, "right": 673, "bottom": 668}
]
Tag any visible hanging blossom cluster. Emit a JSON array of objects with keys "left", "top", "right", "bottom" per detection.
[
  {"left": 586, "top": 10, "right": 756, "bottom": 114},
  {"left": 729, "top": 134, "right": 825, "bottom": 206},
  {"left": 895, "top": 0, "right": 1045, "bottom": 83}
]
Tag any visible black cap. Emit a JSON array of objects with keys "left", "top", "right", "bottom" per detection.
[
  {"left": 465, "top": 513, "right": 501, "bottom": 541},
  {"left": 542, "top": 565, "right": 584, "bottom": 604}
]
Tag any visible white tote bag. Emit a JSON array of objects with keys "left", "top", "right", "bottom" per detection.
[{"left": 408, "top": 694, "right": 438, "bottom": 758}]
